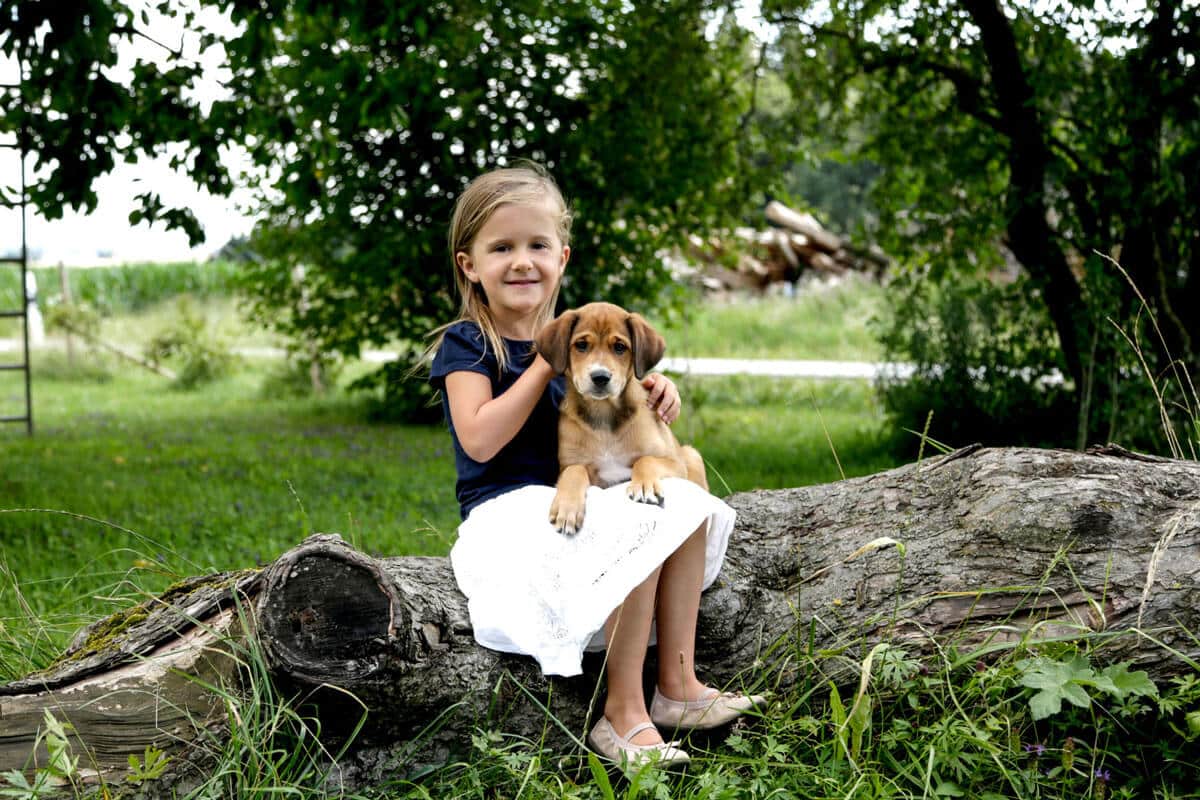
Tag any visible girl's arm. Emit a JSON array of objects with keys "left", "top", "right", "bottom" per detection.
[{"left": 444, "top": 354, "right": 557, "bottom": 463}]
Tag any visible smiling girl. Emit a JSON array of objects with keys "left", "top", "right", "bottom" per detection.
[{"left": 426, "top": 165, "right": 764, "bottom": 769}]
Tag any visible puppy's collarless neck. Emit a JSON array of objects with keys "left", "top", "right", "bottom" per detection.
[{"left": 567, "top": 384, "right": 641, "bottom": 431}]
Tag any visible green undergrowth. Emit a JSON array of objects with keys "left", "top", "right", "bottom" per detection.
[{"left": 7, "top": 564, "right": 1197, "bottom": 800}]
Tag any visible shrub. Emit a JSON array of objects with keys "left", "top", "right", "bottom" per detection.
[
  {"left": 143, "top": 297, "right": 237, "bottom": 389},
  {"left": 875, "top": 267, "right": 1194, "bottom": 458},
  {"left": 874, "top": 273, "right": 1077, "bottom": 456}
]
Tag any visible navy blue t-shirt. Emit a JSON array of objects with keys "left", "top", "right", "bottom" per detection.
[{"left": 430, "top": 321, "right": 566, "bottom": 519}]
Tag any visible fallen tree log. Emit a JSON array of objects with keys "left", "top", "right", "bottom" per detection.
[{"left": 2, "top": 445, "right": 1199, "bottom": 794}]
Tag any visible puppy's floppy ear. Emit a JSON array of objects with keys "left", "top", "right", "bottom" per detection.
[
  {"left": 627, "top": 313, "right": 665, "bottom": 379},
  {"left": 535, "top": 310, "right": 578, "bottom": 375}
]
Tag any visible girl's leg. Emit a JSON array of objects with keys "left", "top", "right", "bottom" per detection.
[
  {"left": 653, "top": 521, "right": 710, "bottom": 701},
  {"left": 603, "top": 566, "right": 662, "bottom": 745}
]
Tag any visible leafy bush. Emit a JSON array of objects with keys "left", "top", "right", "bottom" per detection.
[
  {"left": 874, "top": 273, "right": 1077, "bottom": 456},
  {"left": 258, "top": 350, "right": 344, "bottom": 399},
  {"left": 144, "top": 297, "right": 237, "bottom": 389},
  {"left": 875, "top": 268, "right": 1195, "bottom": 458}
]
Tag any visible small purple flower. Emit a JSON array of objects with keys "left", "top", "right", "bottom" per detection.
[
  {"left": 1095, "top": 768, "right": 1111, "bottom": 782},
  {"left": 1024, "top": 743, "right": 1046, "bottom": 756}
]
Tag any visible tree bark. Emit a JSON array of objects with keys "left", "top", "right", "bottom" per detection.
[
  {"left": 2, "top": 446, "right": 1199, "bottom": 795},
  {"left": 959, "top": 0, "right": 1087, "bottom": 393}
]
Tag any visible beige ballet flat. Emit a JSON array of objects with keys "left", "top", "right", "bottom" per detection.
[
  {"left": 586, "top": 716, "right": 690, "bottom": 769},
  {"left": 650, "top": 687, "right": 767, "bottom": 731}
]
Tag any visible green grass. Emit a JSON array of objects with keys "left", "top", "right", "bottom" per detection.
[
  {"left": 0, "top": 356, "right": 459, "bottom": 668},
  {"left": 654, "top": 274, "right": 885, "bottom": 361},
  {"left": 0, "top": 347, "right": 896, "bottom": 675},
  {"left": 678, "top": 373, "right": 896, "bottom": 491}
]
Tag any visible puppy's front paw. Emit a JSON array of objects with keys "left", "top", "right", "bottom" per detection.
[
  {"left": 627, "top": 477, "right": 664, "bottom": 506},
  {"left": 549, "top": 490, "right": 587, "bottom": 536}
]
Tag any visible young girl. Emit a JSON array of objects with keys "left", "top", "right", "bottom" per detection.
[{"left": 428, "top": 165, "right": 763, "bottom": 768}]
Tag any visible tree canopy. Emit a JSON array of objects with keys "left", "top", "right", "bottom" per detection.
[
  {"left": 3, "top": 0, "right": 766, "bottom": 413},
  {"left": 768, "top": 0, "right": 1200, "bottom": 451}
]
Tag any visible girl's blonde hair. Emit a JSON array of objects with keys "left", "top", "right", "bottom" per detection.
[{"left": 426, "top": 164, "right": 573, "bottom": 374}]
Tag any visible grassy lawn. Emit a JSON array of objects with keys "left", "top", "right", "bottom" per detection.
[
  {"left": 0, "top": 357, "right": 459, "bottom": 670},
  {"left": 655, "top": 274, "right": 885, "bottom": 361},
  {"left": 0, "top": 338, "right": 897, "bottom": 675}
]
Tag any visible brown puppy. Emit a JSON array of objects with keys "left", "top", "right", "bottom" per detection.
[{"left": 536, "top": 302, "right": 707, "bottom": 535}]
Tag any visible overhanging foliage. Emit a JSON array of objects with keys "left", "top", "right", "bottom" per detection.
[
  {"left": 3, "top": 1, "right": 773, "bottom": 415},
  {"left": 767, "top": 0, "right": 1200, "bottom": 450}
]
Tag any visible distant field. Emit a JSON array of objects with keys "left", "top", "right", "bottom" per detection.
[
  {"left": 655, "top": 274, "right": 885, "bottom": 361},
  {"left": 2, "top": 261, "right": 886, "bottom": 362}
]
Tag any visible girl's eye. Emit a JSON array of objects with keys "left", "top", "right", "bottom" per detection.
[
  {"left": 574, "top": 340, "right": 589, "bottom": 352},
  {"left": 613, "top": 342, "right": 628, "bottom": 355}
]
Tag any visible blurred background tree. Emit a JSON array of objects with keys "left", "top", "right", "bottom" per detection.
[
  {"left": 3, "top": 0, "right": 779, "bottom": 418},
  {"left": 0, "top": 0, "right": 228, "bottom": 242},
  {"left": 768, "top": 0, "right": 1200, "bottom": 455},
  {"left": 7, "top": 0, "right": 1200, "bottom": 453},
  {"left": 216, "top": 0, "right": 775, "bottom": 419}
]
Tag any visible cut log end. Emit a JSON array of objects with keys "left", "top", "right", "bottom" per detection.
[{"left": 257, "top": 534, "right": 413, "bottom": 686}]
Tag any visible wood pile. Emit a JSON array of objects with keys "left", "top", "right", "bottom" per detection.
[{"left": 673, "top": 200, "right": 889, "bottom": 293}]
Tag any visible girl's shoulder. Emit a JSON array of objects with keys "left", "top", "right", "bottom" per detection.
[
  {"left": 431, "top": 320, "right": 493, "bottom": 381},
  {"left": 442, "top": 319, "right": 484, "bottom": 345}
]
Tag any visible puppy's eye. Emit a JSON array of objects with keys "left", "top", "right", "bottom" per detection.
[
  {"left": 612, "top": 342, "right": 628, "bottom": 355},
  {"left": 574, "top": 340, "right": 589, "bottom": 352}
]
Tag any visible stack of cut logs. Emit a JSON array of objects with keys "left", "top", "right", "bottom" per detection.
[{"left": 676, "top": 200, "right": 889, "bottom": 293}]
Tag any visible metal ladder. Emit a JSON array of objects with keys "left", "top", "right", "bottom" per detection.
[{"left": 1, "top": 75, "right": 32, "bottom": 435}]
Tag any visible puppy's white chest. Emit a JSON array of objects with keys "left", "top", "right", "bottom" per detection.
[{"left": 593, "top": 449, "right": 633, "bottom": 488}]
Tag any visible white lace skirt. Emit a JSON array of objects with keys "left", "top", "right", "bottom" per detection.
[{"left": 450, "top": 478, "right": 736, "bottom": 677}]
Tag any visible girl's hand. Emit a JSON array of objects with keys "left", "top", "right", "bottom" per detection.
[{"left": 642, "top": 372, "right": 682, "bottom": 425}]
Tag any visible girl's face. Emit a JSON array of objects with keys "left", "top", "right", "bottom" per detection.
[{"left": 456, "top": 200, "right": 570, "bottom": 340}]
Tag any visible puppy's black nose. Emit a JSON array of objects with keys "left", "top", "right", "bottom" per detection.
[{"left": 590, "top": 371, "right": 611, "bottom": 387}]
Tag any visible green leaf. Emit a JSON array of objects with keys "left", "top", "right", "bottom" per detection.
[
  {"left": 1019, "top": 655, "right": 1100, "bottom": 719},
  {"left": 1029, "top": 689, "right": 1063, "bottom": 721},
  {"left": 1060, "top": 682, "right": 1092, "bottom": 709},
  {"left": 1100, "top": 663, "right": 1159, "bottom": 700},
  {"left": 1186, "top": 710, "right": 1200, "bottom": 739},
  {"left": 1, "top": 770, "right": 34, "bottom": 791},
  {"left": 587, "top": 752, "right": 615, "bottom": 800}
]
